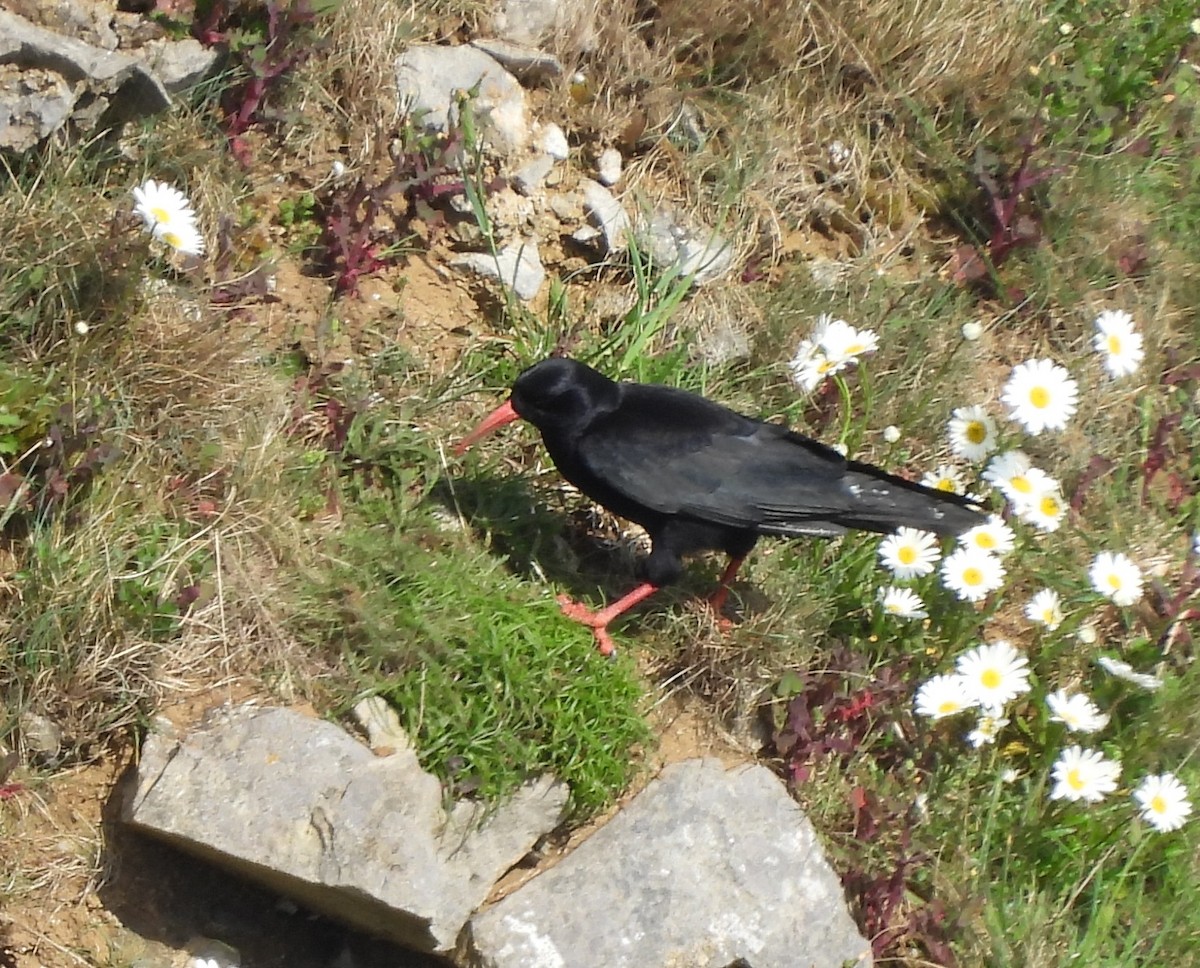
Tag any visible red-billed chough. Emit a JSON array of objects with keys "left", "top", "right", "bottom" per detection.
[{"left": 456, "top": 357, "right": 984, "bottom": 655}]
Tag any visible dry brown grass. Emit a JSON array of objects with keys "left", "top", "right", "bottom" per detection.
[{"left": 3, "top": 296, "right": 332, "bottom": 744}]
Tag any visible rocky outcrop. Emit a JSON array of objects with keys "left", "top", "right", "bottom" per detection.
[
  {"left": 462, "top": 758, "right": 872, "bottom": 968},
  {"left": 0, "top": 6, "right": 218, "bottom": 150},
  {"left": 123, "top": 701, "right": 569, "bottom": 954}
]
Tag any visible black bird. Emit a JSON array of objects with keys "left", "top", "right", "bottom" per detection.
[{"left": 457, "top": 357, "right": 984, "bottom": 655}]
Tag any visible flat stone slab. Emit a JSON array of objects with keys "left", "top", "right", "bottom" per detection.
[
  {"left": 395, "top": 43, "right": 529, "bottom": 155},
  {"left": 123, "top": 703, "right": 568, "bottom": 953},
  {"left": 463, "top": 758, "right": 872, "bottom": 968}
]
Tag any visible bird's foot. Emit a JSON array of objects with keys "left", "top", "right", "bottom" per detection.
[
  {"left": 705, "top": 586, "right": 739, "bottom": 631},
  {"left": 556, "top": 595, "right": 618, "bottom": 657}
]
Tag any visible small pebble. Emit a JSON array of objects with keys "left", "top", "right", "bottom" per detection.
[
  {"left": 596, "top": 147, "right": 622, "bottom": 187},
  {"left": 539, "top": 123, "right": 569, "bottom": 161}
]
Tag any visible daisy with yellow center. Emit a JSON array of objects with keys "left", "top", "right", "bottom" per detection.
[
  {"left": 920, "top": 464, "right": 967, "bottom": 494},
  {"left": 1017, "top": 484, "right": 1067, "bottom": 532},
  {"left": 1024, "top": 588, "right": 1063, "bottom": 630},
  {"left": 967, "top": 713, "right": 1009, "bottom": 748},
  {"left": 914, "top": 674, "right": 977, "bottom": 720},
  {"left": 947, "top": 404, "right": 998, "bottom": 462},
  {"left": 1046, "top": 688, "right": 1109, "bottom": 733},
  {"left": 959, "top": 515, "right": 1016, "bottom": 557},
  {"left": 1001, "top": 358, "right": 1079, "bottom": 434},
  {"left": 1092, "top": 309, "right": 1144, "bottom": 379},
  {"left": 983, "top": 451, "right": 1043, "bottom": 504},
  {"left": 1050, "top": 745, "right": 1120, "bottom": 803},
  {"left": 941, "top": 547, "right": 1005, "bottom": 602},
  {"left": 1089, "top": 551, "right": 1144, "bottom": 606},
  {"left": 815, "top": 316, "right": 879, "bottom": 365},
  {"left": 955, "top": 640, "right": 1030, "bottom": 712},
  {"left": 877, "top": 585, "right": 928, "bottom": 619},
  {"left": 131, "top": 178, "right": 205, "bottom": 256},
  {"left": 788, "top": 338, "right": 841, "bottom": 392},
  {"left": 1133, "top": 773, "right": 1192, "bottom": 832},
  {"left": 877, "top": 527, "right": 941, "bottom": 580}
]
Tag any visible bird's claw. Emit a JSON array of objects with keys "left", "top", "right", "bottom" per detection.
[
  {"left": 556, "top": 594, "right": 596, "bottom": 623},
  {"left": 556, "top": 595, "right": 618, "bottom": 657}
]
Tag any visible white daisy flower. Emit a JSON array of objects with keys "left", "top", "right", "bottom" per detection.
[
  {"left": 920, "top": 464, "right": 967, "bottom": 495},
  {"left": 1016, "top": 484, "right": 1068, "bottom": 533},
  {"left": 878, "top": 586, "right": 928, "bottom": 619},
  {"left": 1089, "top": 551, "right": 1144, "bottom": 606},
  {"left": 1049, "top": 745, "right": 1121, "bottom": 803},
  {"left": 788, "top": 339, "right": 843, "bottom": 392},
  {"left": 1024, "top": 588, "right": 1063, "bottom": 630},
  {"left": 1046, "top": 688, "right": 1110, "bottom": 733},
  {"left": 1092, "top": 309, "right": 1144, "bottom": 379},
  {"left": 941, "top": 547, "right": 1005, "bottom": 602},
  {"left": 982, "top": 451, "right": 1051, "bottom": 507},
  {"left": 914, "top": 674, "right": 977, "bottom": 719},
  {"left": 132, "top": 179, "right": 198, "bottom": 233},
  {"left": 813, "top": 315, "right": 879, "bottom": 364},
  {"left": 132, "top": 179, "right": 205, "bottom": 256},
  {"left": 947, "top": 405, "right": 998, "bottom": 462},
  {"left": 956, "top": 640, "right": 1030, "bottom": 712},
  {"left": 1096, "top": 656, "right": 1163, "bottom": 691},
  {"left": 1133, "top": 773, "right": 1193, "bottom": 832},
  {"left": 967, "top": 713, "right": 1009, "bottom": 748},
  {"left": 959, "top": 515, "right": 1016, "bottom": 557},
  {"left": 878, "top": 527, "right": 941, "bottom": 580},
  {"left": 1001, "top": 358, "right": 1079, "bottom": 435},
  {"left": 155, "top": 221, "right": 206, "bottom": 256}
]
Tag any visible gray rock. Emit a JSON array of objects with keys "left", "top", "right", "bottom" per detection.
[
  {"left": 0, "top": 9, "right": 171, "bottom": 149},
  {"left": 453, "top": 240, "right": 545, "bottom": 301},
  {"left": 0, "top": 63, "right": 73, "bottom": 150},
  {"left": 19, "top": 710, "right": 63, "bottom": 762},
  {"left": 395, "top": 43, "right": 529, "bottom": 155},
  {"left": 537, "top": 122, "right": 568, "bottom": 161},
  {"left": 570, "top": 224, "right": 601, "bottom": 245},
  {"left": 124, "top": 704, "right": 568, "bottom": 953},
  {"left": 464, "top": 758, "right": 872, "bottom": 968},
  {"left": 491, "top": 0, "right": 562, "bottom": 45},
  {"left": 640, "top": 209, "right": 736, "bottom": 286},
  {"left": 579, "top": 179, "right": 631, "bottom": 252},
  {"left": 595, "top": 146, "right": 622, "bottom": 187},
  {"left": 511, "top": 153, "right": 554, "bottom": 195},
  {"left": 470, "top": 38, "right": 562, "bottom": 85},
  {"left": 133, "top": 37, "right": 220, "bottom": 95},
  {"left": 547, "top": 190, "right": 582, "bottom": 223}
]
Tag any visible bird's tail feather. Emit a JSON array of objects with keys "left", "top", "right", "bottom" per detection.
[{"left": 834, "top": 462, "right": 984, "bottom": 536}]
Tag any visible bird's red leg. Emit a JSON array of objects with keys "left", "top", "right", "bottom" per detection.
[
  {"left": 706, "top": 554, "right": 747, "bottom": 619},
  {"left": 557, "top": 583, "right": 660, "bottom": 657}
]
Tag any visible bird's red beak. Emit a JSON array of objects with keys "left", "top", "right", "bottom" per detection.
[{"left": 454, "top": 400, "right": 520, "bottom": 455}]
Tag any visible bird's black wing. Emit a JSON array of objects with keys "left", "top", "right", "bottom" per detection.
[{"left": 576, "top": 383, "right": 854, "bottom": 534}]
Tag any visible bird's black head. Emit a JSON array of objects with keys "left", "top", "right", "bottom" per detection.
[{"left": 510, "top": 357, "right": 620, "bottom": 435}]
